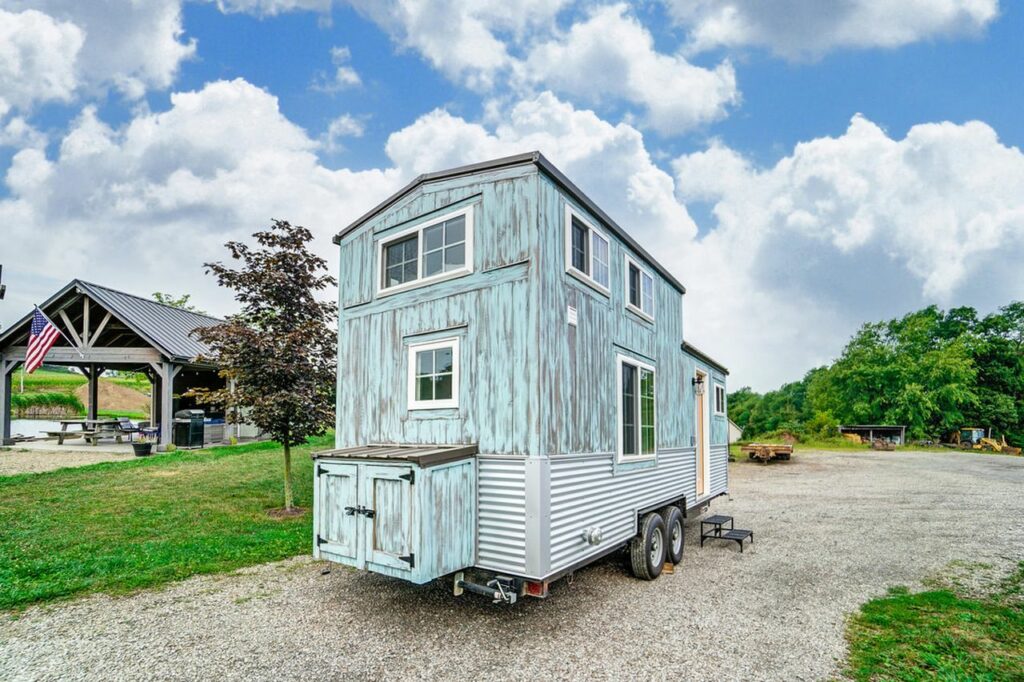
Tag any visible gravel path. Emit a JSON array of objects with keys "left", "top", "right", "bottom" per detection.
[
  {"left": 2, "top": 449, "right": 1022, "bottom": 681},
  {"left": 0, "top": 448, "right": 134, "bottom": 475}
]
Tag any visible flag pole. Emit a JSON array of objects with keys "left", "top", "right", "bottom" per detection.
[{"left": 35, "top": 306, "right": 85, "bottom": 359}]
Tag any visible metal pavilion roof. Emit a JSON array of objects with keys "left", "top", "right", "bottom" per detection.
[{"left": 0, "top": 279, "right": 224, "bottom": 364}]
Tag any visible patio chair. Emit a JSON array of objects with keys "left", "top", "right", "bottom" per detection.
[{"left": 117, "top": 417, "right": 141, "bottom": 442}]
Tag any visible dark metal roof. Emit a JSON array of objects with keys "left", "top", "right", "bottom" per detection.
[
  {"left": 0, "top": 279, "right": 223, "bottom": 363},
  {"left": 681, "top": 341, "right": 729, "bottom": 375},
  {"left": 312, "top": 443, "right": 478, "bottom": 467},
  {"left": 333, "top": 151, "right": 687, "bottom": 295}
]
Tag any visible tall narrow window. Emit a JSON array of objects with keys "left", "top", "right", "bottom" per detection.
[
  {"left": 621, "top": 363, "right": 637, "bottom": 456},
  {"left": 625, "top": 256, "right": 655, "bottom": 320},
  {"left": 618, "top": 355, "right": 656, "bottom": 460},
  {"left": 407, "top": 337, "right": 460, "bottom": 409},
  {"left": 566, "top": 207, "right": 610, "bottom": 291},
  {"left": 714, "top": 384, "right": 726, "bottom": 415},
  {"left": 571, "top": 217, "right": 589, "bottom": 274}
]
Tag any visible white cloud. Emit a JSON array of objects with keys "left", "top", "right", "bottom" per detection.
[
  {"left": 666, "top": 0, "right": 1000, "bottom": 58},
  {"left": 385, "top": 91, "right": 696, "bottom": 249},
  {"left": 214, "top": 0, "right": 332, "bottom": 15},
  {"left": 521, "top": 4, "right": 738, "bottom": 134},
  {"left": 0, "top": 78, "right": 401, "bottom": 317},
  {"left": 0, "top": 8, "right": 83, "bottom": 111},
  {"left": 313, "top": 46, "right": 362, "bottom": 92},
  {"left": 2, "top": 0, "right": 196, "bottom": 100},
  {"left": 345, "top": 0, "right": 569, "bottom": 89},
  {"left": 322, "top": 113, "right": 366, "bottom": 151},
  {"left": 674, "top": 115, "right": 1024, "bottom": 388}
]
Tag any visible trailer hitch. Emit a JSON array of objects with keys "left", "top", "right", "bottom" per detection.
[{"left": 453, "top": 572, "right": 518, "bottom": 604}]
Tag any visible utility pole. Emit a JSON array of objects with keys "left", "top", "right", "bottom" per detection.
[{"left": 0, "top": 264, "right": 6, "bottom": 300}]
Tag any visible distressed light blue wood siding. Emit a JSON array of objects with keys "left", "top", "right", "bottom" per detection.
[
  {"left": 419, "top": 459, "right": 477, "bottom": 581},
  {"left": 534, "top": 175, "right": 691, "bottom": 456},
  {"left": 548, "top": 448, "right": 695, "bottom": 574},
  {"left": 476, "top": 456, "right": 528, "bottom": 573},
  {"left": 339, "top": 166, "right": 537, "bottom": 309},
  {"left": 335, "top": 166, "right": 541, "bottom": 455},
  {"left": 312, "top": 458, "right": 475, "bottom": 584}
]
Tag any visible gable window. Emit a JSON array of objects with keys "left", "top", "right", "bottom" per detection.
[
  {"left": 378, "top": 207, "right": 474, "bottom": 295},
  {"left": 565, "top": 206, "right": 610, "bottom": 292},
  {"left": 625, "top": 256, "right": 655, "bottom": 321},
  {"left": 714, "top": 384, "right": 726, "bottom": 415},
  {"left": 407, "top": 337, "right": 460, "bottom": 410},
  {"left": 618, "top": 354, "right": 656, "bottom": 460}
]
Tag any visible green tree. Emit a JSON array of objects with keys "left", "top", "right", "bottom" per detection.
[
  {"left": 152, "top": 292, "right": 208, "bottom": 315},
  {"left": 191, "top": 220, "right": 337, "bottom": 511}
]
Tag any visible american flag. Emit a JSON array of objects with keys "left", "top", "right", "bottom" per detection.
[{"left": 25, "top": 308, "right": 62, "bottom": 374}]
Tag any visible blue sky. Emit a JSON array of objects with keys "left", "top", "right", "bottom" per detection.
[{"left": 1, "top": 1, "right": 1022, "bottom": 390}]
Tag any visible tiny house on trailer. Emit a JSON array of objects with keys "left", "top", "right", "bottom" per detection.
[{"left": 313, "top": 152, "right": 730, "bottom": 602}]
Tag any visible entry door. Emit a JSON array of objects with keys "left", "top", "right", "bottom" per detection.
[
  {"left": 360, "top": 464, "right": 416, "bottom": 572},
  {"left": 696, "top": 371, "right": 708, "bottom": 497},
  {"left": 316, "top": 462, "right": 361, "bottom": 566}
]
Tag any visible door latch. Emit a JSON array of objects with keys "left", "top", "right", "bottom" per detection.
[{"left": 345, "top": 505, "right": 375, "bottom": 518}]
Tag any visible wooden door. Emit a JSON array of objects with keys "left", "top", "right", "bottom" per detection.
[
  {"left": 361, "top": 464, "right": 416, "bottom": 572},
  {"left": 316, "top": 462, "right": 362, "bottom": 566},
  {"left": 696, "top": 371, "right": 707, "bottom": 497}
]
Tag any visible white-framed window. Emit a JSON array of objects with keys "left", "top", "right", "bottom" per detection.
[
  {"left": 377, "top": 206, "right": 474, "bottom": 296},
  {"left": 564, "top": 205, "right": 610, "bottom": 293},
  {"left": 624, "top": 255, "right": 655, "bottom": 321},
  {"left": 407, "top": 337, "right": 460, "bottom": 410},
  {"left": 714, "top": 383, "right": 726, "bottom": 415},
  {"left": 617, "top": 354, "right": 656, "bottom": 461}
]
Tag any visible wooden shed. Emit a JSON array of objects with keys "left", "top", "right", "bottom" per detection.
[{"left": 313, "top": 152, "right": 731, "bottom": 600}]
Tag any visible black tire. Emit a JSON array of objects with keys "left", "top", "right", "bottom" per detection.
[
  {"left": 629, "top": 512, "right": 666, "bottom": 580},
  {"left": 661, "top": 505, "right": 685, "bottom": 564}
]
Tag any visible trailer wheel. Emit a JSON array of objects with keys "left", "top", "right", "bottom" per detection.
[
  {"left": 661, "top": 505, "right": 685, "bottom": 564},
  {"left": 629, "top": 512, "right": 666, "bottom": 580}
]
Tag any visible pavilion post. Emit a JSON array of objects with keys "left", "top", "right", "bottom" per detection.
[
  {"left": 149, "top": 370, "right": 159, "bottom": 427},
  {"left": 86, "top": 363, "right": 99, "bottom": 421},
  {"left": 158, "top": 361, "right": 180, "bottom": 447},
  {"left": 1, "top": 355, "right": 16, "bottom": 445}
]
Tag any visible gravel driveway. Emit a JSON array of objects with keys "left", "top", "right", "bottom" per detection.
[
  {"left": 0, "top": 448, "right": 135, "bottom": 475},
  {"left": 2, "top": 449, "right": 1022, "bottom": 681}
]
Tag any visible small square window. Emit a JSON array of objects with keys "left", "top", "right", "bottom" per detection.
[{"left": 408, "top": 337, "right": 460, "bottom": 410}]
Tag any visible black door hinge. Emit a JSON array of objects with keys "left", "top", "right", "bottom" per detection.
[
  {"left": 317, "top": 464, "right": 327, "bottom": 477},
  {"left": 399, "top": 470, "right": 415, "bottom": 485},
  {"left": 399, "top": 553, "right": 415, "bottom": 568},
  {"left": 316, "top": 534, "right": 326, "bottom": 546}
]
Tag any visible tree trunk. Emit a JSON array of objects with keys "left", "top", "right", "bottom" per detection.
[{"left": 283, "top": 441, "right": 294, "bottom": 511}]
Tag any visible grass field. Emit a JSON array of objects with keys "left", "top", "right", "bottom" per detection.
[
  {"left": 13, "top": 369, "right": 149, "bottom": 394},
  {"left": 845, "top": 563, "right": 1024, "bottom": 680},
  {"left": 0, "top": 435, "right": 331, "bottom": 611}
]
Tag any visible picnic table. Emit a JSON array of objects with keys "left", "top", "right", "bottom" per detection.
[{"left": 48, "top": 419, "right": 124, "bottom": 446}]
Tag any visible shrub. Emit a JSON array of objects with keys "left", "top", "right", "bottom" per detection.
[{"left": 10, "top": 392, "right": 85, "bottom": 418}]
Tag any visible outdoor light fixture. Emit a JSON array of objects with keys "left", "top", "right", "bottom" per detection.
[{"left": 692, "top": 375, "right": 705, "bottom": 395}]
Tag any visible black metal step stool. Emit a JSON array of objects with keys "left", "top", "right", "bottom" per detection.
[{"left": 700, "top": 514, "right": 754, "bottom": 552}]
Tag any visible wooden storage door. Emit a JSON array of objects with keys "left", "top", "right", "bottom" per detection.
[
  {"left": 316, "top": 462, "right": 362, "bottom": 567},
  {"left": 361, "top": 464, "right": 416, "bottom": 573}
]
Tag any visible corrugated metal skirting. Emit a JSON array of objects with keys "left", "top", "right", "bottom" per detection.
[
  {"left": 548, "top": 448, "right": 696, "bottom": 574},
  {"left": 476, "top": 456, "right": 528, "bottom": 573}
]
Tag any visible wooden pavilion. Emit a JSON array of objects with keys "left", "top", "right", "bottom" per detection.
[{"left": 0, "top": 280, "right": 226, "bottom": 445}]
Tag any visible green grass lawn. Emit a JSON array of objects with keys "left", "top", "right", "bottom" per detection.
[
  {"left": 0, "top": 434, "right": 332, "bottom": 611},
  {"left": 846, "top": 564, "right": 1024, "bottom": 680}
]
